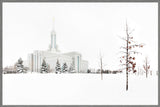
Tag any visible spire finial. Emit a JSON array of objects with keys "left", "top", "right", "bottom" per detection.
[{"left": 52, "top": 17, "right": 55, "bottom": 31}]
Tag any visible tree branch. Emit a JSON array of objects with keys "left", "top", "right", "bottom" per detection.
[{"left": 128, "top": 29, "right": 135, "bottom": 35}]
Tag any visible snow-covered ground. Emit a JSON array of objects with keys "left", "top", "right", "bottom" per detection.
[{"left": 3, "top": 73, "right": 158, "bottom": 105}]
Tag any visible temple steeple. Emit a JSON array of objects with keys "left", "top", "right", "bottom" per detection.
[{"left": 50, "top": 17, "right": 57, "bottom": 52}]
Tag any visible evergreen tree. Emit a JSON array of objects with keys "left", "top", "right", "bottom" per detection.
[
  {"left": 55, "top": 59, "right": 61, "bottom": 74},
  {"left": 16, "top": 58, "right": 24, "bottom": 73},
  {"left": 62, "top": 62, "right": 68, "bottom": 73},
  {"left": 41, "top": 59, "right": 48, "bottom": 73}
]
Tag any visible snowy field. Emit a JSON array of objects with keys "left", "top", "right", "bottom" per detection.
[{"left": 3, "top": 73, "right": 158, "bottom": 105}]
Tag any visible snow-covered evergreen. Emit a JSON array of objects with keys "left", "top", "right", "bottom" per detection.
[
  {"left": 16, "top": 58, "right": 25, "bottom": 73},
  {"left": 55, "top": 59, "right": 61, "bottom": 74},
  {"left": 62, "top": 62, "right": 68, "bottom": 73},
  {"left": 41, "top": 59, "right": 48, "bottom": 73}
]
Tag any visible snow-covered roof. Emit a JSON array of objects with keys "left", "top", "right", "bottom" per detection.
[{"left": 63, "top": 51, "right": 81, "bottom": 56}]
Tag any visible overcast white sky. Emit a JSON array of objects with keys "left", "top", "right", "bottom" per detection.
[{"left": 3, "top": 3, "right": 158, "bottom": 71}]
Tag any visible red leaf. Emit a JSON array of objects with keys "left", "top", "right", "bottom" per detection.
[
  {"left": 143, "top": 65, "right": 146, "bottom": 69},
  {"left": 139, "top": 45, "right": 143, "bottom": 48}
]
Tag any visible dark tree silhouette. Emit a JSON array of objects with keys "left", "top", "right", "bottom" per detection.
[
  {"left": 55, "top": 59, "right": 61, "bottom": 74},
  {"left": 16, "top": 58, "right": 24, "bottom": 73},
  {"left": 41, "top": 59, "right": 48, "bottom": 73},
  {"left": 62, "top": 62, "right": 68, "bottom": 73},
  {"left": 120, "top": 21, "right": 144, "bottom": 91}
]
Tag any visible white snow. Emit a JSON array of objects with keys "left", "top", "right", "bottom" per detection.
[{"left": 3, "top": 73, "right": 158, "bottom": 105}]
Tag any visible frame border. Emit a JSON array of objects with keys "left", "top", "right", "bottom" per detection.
[{"left": 1, "top": 0, "right": 159, "bottom": 107}]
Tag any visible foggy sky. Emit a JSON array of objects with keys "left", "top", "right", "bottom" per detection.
[{"left": 3, "top": 3, "right": 158, "bottom": 72}]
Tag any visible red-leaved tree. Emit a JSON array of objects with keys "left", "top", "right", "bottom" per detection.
[{"left": 120, "top": 21, "right": 144, "bottom": 91}]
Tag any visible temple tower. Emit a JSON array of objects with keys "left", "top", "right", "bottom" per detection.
[{"left": 50, "top": 18, "right": 57, "bottom": 52}]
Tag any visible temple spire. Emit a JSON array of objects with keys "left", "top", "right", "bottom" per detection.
[
  {"left": 52, "top": 17, "right": 55, "bottom": 32},
  {"left": 50, "top": 17, "right": 56, "bottom": 52}
]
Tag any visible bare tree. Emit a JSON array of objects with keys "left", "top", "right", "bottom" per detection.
[
  {"left": 99, "top": 52, "right": 107, "bottom": 80},
  {"left": 120, "top": 21, "right": 144, "bottom": 91},
  {"left": 143, "top": 57, "right": 151, "bottom": 78},
  {"left": 100, "top": 52, "right": 103, "bottom": 80}
]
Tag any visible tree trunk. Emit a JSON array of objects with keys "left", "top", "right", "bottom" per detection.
[
  {"left": 146, "top": 59, "right": 148, "bottom": 78},
  {"left": 101, "top": 71, "right": 103, "bottom": 80},
  {"left": 100, "top": 57, "right": 103, "bottom": 80},
  {"left": 146, "top": 71, "right": 148, "bottom": 78},
  {"left": 126, "top": 71, "right": 128, "bottom": 90},
  {"left": 126, "top": 21, "right": 129, "bottom": 91}
]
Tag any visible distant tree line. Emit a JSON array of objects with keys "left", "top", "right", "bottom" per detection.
[{"left": 87, "top": 69, "right": 122, "bottom": 74}]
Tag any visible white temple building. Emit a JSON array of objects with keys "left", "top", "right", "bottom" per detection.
[{"left": 27, "top": 20, "right": 88, "bottom": 73}]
